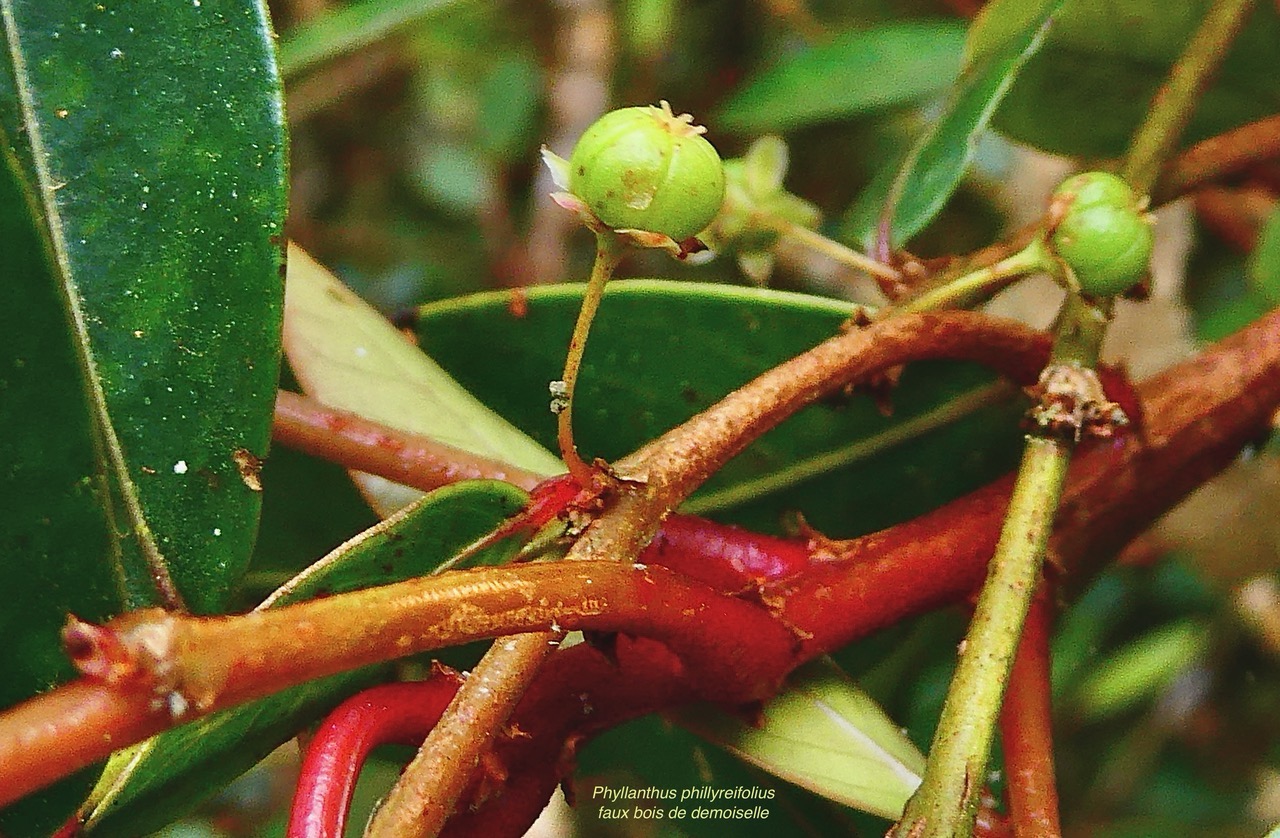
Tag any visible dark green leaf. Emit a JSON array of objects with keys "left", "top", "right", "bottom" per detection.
[
  {"left": 238, "top": 442, "right": 380, "bottom": 607},
  {"left": 414, "top": 280, "right": 1024, "bottom": 536},
  {"left": 1186, "top": 232, "right": 1272, "bottom": 342},
  {"left": 715, "top": 21, "right": 967, "bottom": 134},
  {"left": 1, "top": 0, "right": 288, "bottom": 613},
  {"left": 844, "top": 0, "right": 1065, "bottom": 249},
  {"left": 990, "top": 0, "right": 1280, "bottom": 158},
  {"left": 0, "top": 127, "right": 122, "bottom": 838},
  {"left": 80, "top": 479, "right": 529, "bottom": 837}
]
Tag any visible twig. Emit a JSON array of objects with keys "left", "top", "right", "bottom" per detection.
[
  {"left": 287, "top": 676, "right": 463, "bottom": 838},
  {"left": 1156, "top": 113, "right": 1280, "bottom": 201},
  {"left": 1193, "top": 184, "right": 1276, "bottom": 251},
  {"left": 999, "top": 587, "right": 1062, "bottom": 838},
  {"left": 272, "top": 390, "right": 542, "bottom": 492},
  {"left": 0, "top": 559, "right": 796, "bottom": 808},
  {"left": 771, "top": 218, "right": 904, "bottom": 283},
  {"left": 890, "top": 436, "right": 1072, "bottom": 837},
  {"left": 892, "top": 237, "right": 1053, "bottom": 315},
  {"left": 894, "top": 1, "right": 1262, "bottom": 830},
  {"left": 2, "top": 307, "right": 1279, "bottom": 812},
  {"left": 571, "top": 311, "right": 1048, "bottom": 566},
  {"left": 367, "top": 634, "right": 562, "bottom": 838},
  {"left": 453, "top": 306, "right": 1280, "bottom": 836},
  {"left": 1121, "top": 0, "right": 1259, "bottom": 196}
]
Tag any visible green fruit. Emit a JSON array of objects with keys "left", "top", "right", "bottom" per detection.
[
  {"left": 1050, "top": 172, "right": 1154, "bottom": 297},
  {"left": 568, "top": 102, "right": 726, "bottom": 241}
]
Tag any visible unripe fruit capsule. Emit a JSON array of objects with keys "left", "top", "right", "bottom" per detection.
[
  {"left": 568, "top": 102, "right": 726, "bottom": 241},
  {"left": 1050, "top": 172, "right": 1154, "bottom": 297}
]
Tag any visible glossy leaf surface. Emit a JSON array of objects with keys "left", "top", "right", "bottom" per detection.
[
  {"left": 0, "top": 0, "right": 288, "bottom": 613},
  {"left": 0, "top": 129, "right": 122, "bottom": 838},
  {"left": 80, "top": 480, "right": 529, "bottom": 836},
  {"left": 990, "top": 0, "right": 1280, "bottom": 159},
  {"left": 1, "top": 0, "right": 285, "bottom": 829},
  {"left": 844, "top": 0, "right": 1064, "bottom": 249},
  {"left": 414, "top": 280, "right": 1024, "bottom": 536},
  {"left": 715, "top": 21, "right": 967, "bottom": 134}
]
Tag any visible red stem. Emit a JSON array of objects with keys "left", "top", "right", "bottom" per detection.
[
  {"left": 272, "top": 390, "right": 542, "bottom": 492},
  {"left": 1, "top": 311, "right": 1277, "bottom": 822},
  {"left": 440, "top": 308, "right": 1280, "bottom": 835},
  {"left": 288, "top": 675, "right": 463, "bottom": 838},
  {"left": 999, "top": 587, "right": 1062, "bottom": 838}
]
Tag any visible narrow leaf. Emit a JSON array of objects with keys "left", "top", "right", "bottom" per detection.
[
  {"left": 277, "top": 0, "right": 464, "bottom": 79},
  {"left": 1071, "top": 619, "right": 1212, "bottom": 722},
  {"left": 844, "top": 0, "right": 1065, "bottom": 249},
  {"left": 673, "top": 658, "right": 925, "bottom": 819},
  {"left": 716, "top": 21, "right": 967, "bottom": 134},
  {"left": 0, "top": 133, "right": 123, "bottom": 838},
  {"left": 1, "top": 0, "right": 288, "bottom": 612},
  {"left": 1249, "top": 206, "right": 1280, "bottom": 305},
  {"left": 282, "top": 245, "right": 561, "bottom": 516},
  {"left": 80, "top": 480, "right": 530, "bottom": 836}
]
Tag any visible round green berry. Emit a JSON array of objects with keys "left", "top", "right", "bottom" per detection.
[
  {"left": 568, "top": 102, "right": 726, "bottom": 241},
  {"left": 1050, "top": 172, "right": 1154, "bottom": 297}
]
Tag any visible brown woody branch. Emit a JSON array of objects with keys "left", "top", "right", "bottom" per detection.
[
  {"left": 1, "top": 309, "right": 1277, "bottom": 816},
  {"left": 444, "top": 307, "right": 1280, "bottom": 834},
  {"left": 272, "top": 390, "right": 542, "bottom": 492},
  {"left": 1156, "top": 113, "right": 1280, "bottom": 202}
]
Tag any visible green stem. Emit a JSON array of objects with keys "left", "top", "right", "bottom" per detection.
[
  {"left": 893, "top": 292, "right": 1112, "bottom": 838},
  {"left": 894, "top": 237, "right": 1053, "bottom": 316},
  {"left": 1121, "top": 0, "right": 1258, "bottom": 197},
  {"left": 557, "top": 232, "right": 625, "bottom": 483},
  {"left": 893, "top": 437, "right": 1071, "bottom": 837},
  {"left": 893, "top": 3, "right": 1253, "bottom": 827},
  {"left": 771, "top": 218, "right": 904, "bottom": 283}
]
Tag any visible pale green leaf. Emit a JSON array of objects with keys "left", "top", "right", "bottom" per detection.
[
  {"left": 282, "top": 245, "right": 560, "bottom": 516},
  {"left": 672, "top": 657, "right": 925, "bottom": 819}
]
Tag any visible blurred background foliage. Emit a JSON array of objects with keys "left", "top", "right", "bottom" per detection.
[{"left": 182, "top": 0, "right": 1280, "bottom": 834}]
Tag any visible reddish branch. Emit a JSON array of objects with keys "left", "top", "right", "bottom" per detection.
[
  {"left": 572, "top": 310, "right": 1053, "bottom": 567},
  {"left": 1, "top": 310, "right": 1278, "bottom": 822},
  {"left": 442, "top": 307, "right": 1280, "bottom": 835},
  {"left": 1157, "top": 113, "right": 1280, "bottom": 201},
  {"left": 0, "top": 560, "right": 797, "bottom": 808},
  {"left": 1193, "top": 185, "right": 1276, "bottom": 252},
  {"left": 366, "top": 633, "right": 563, "bottom": 838},
  {"left": 272, "top": 390, "right": 542, "bottom": 492},
  {"left": 288, "top": 675, "right": 463, "bottom": 838},
  {"left": 999, "top": 588, "right": 1062, "bottom": 837}
]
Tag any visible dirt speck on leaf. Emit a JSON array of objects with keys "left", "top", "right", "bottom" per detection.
[{"left": 233, "top": 448, "right": 263, "bottom": 492}]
